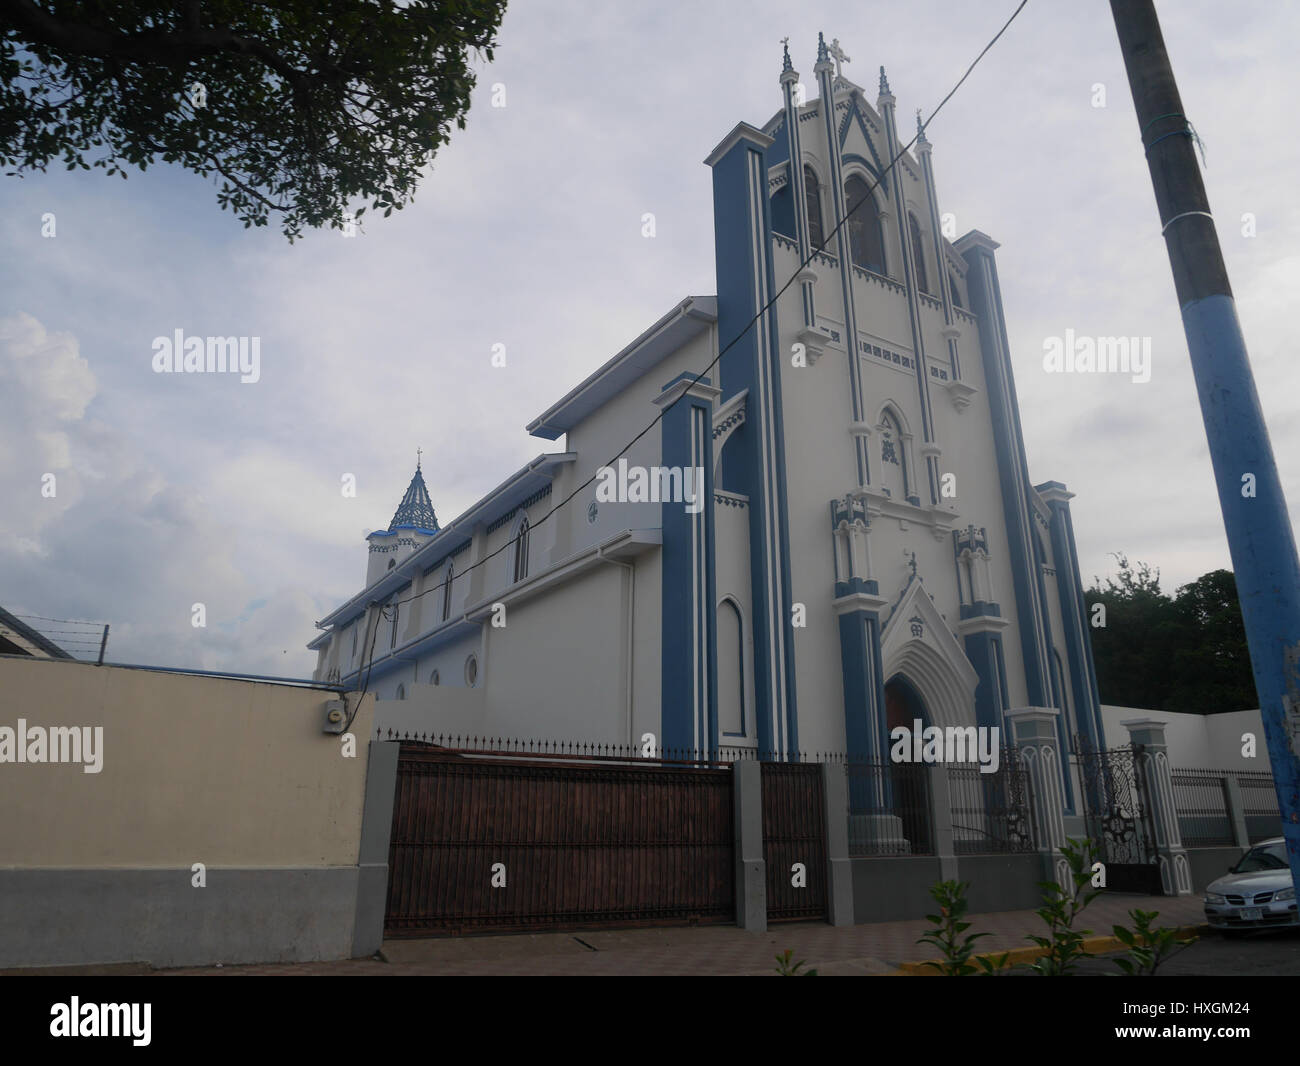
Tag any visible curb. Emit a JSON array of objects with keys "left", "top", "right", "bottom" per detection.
[{"left": 891, "top": 923, "right": 1207, "bottom": 976}]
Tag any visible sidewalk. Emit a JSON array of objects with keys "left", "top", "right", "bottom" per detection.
[{"left": 144, "top": 893, "right": 1206, "bottom": 976}]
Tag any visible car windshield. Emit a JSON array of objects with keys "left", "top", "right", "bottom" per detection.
[{"left": 1233, "top": 843, "right": 1288, "bottom": 873}]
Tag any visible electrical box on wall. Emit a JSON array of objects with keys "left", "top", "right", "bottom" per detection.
[{"left": 322, "top": 698, "right": 347, "bottom": 734}]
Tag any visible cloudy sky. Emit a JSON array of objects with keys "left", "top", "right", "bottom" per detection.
[{"left": 2, "top": 0, "right": 1297, "bottom": 677}]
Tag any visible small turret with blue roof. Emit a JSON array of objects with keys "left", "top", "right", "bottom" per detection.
[{"left": 365, "top": 451, "right": 441, "bottom": 584}]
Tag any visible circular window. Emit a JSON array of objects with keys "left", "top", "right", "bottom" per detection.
[
  {"left": 430, "top": 669, "right": 440, "bottom": 686},
  {"left": 464, "top": 654, "right": 478, "bottom": 688},
  {"left": 587, "top": 500, "right": 598, "bottom": 524}
]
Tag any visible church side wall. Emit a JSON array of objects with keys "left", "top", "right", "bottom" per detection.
[
  {"left": 375, "top": 562, "right": 654, "bottom": 747},
  {"left": 555, "top": 328, "right": 718, "bottom": 560}
]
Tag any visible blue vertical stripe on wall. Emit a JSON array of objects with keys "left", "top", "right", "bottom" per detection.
[
  {"left": 708, "top": 127, "right": 799, "bottom": 757},
  {"left": 960, "top": 241, "right": 1051, "bottom": 708}
]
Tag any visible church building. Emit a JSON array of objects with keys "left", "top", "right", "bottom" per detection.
[{"left": 309, "top": 36, "right": 1106, "bottom": 807}]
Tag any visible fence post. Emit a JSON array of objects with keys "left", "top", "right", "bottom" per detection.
[
  {"left": 1122, "top": 719, "right": 1193, "bottom": 895},
  {"left": 352, "top": 737, "right": 400, "bottom": 957},
  {"left": 927, "top": 764, "right": 958, "bottom": 882},
  {"left": 733, "top": 760, "right": 766, "bottom": 932},
  {"left": 1222, "top": 774, "right": 1250, "bottom": 851},
  {"left": 820, "top": 762, "right": 854, "bottom": 926},
  {"left": 1005, "top": 707, "right": 1069, "bottom": 891}
]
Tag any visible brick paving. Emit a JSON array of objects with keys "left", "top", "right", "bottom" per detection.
[{"left": 137, "top": 893, "right": 1206, "bottom": 976}]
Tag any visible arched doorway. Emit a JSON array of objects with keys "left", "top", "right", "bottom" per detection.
[
  {"left": 885, "top": 675, "right": 928, "bottom": 734},
  {"left": 884, "top": 674, "right": 933, "bottom": 852}
]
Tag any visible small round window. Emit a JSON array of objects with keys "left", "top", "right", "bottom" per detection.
[{"left": 464, "top": 654, "right": 478, "bottom": 688}]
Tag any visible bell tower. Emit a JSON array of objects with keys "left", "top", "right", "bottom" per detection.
[{"left": 365, "top": 452, "right": 440, "bottom": 586}]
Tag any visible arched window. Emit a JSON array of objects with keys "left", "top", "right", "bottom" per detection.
[
  {"left": 718, "top": 599, "right": 746, "bottom": 736},
  {"left": 388, "top": 601, "right": 399, "bottom": 649},
  {"left": 878, "top": 410, "right": 907, "bottom": 501},
  {"left": 395, "top": 683, "right": 406, "bottom": 701},
  {"left": 430, "top": 668, "right": 440, "bottom": 686},
  {"left": 441, "top": 560, "right": 454, "bottom": 622},
  {"left": 512, "top": 515, "right": 530, "bottom": 583},
  {"left": 908, "top": 213, "right": 930, "bottom": 294},
  {"left": 350, "top": 624, "right": 358, "bottom": 661},
  {"left": 804, "top": 165, "right": 826, "bottom": 250},
  {"left": 387, "top": 558, "right": 396, "bottom": 571},
  {"left": 948, "top": 272, "right": 963, "bottom": 308},
  {"left": 770, "top": 185, "right": 794, "bottom": 239},
  {"left": 845, "top": 175, "right": 885, "bottom": 273},
  {"left": 464, "top": 654, "right": 478, "bottom": 688}
]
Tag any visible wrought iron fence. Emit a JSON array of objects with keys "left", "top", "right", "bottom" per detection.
[
  {"left": 1225, "top": 769, "right": 1283, "bottom": 843},
  {"left": 946, "top": 751, "right": 1035, "bottom": 854},
  {"left": 1170, "top": 769, "right": 1235, "bottom": 847},
  {"left": 845, "top": 758, "right": 934, "bottom": 857},
  {"left": 372, "top": 729, "right": 849, "bottom": 767}
]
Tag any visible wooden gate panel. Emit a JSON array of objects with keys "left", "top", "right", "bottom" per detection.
[
  {"left": 761, "top": 762, "right": 828, "bottom": 921},
  {"left": 385, "top": 747, "right": 735, "bottom": 936}
]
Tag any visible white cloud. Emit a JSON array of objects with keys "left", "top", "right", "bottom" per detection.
[{"left": 1, "top": 1, "right": 1298, "bottom": 671}]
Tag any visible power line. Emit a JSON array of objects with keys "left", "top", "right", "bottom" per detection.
[
  {"left": 7, "top": 613, "right": 107, "bottom": 626},
  {"left": 348, "top": 3, "right": 1030, "bottom": 694}
]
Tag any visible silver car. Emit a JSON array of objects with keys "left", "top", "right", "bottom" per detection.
[{"left": 1204, "top": 838, "right": 1299, "bottom": 931}]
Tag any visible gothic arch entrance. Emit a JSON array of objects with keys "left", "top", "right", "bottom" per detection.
[
  {"left": 884, "top": 674, "right": 932, "bottom": 851},
  {"left": 885, "top": 674, "right": 929, "bottom": 733}
]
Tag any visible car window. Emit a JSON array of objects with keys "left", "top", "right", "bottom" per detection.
[{"left": 1233, "top": 843, "right": 1287, "bottom": 872}]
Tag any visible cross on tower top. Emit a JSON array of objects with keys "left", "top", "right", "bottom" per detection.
[
  {"left": 416, "top": 446, "right": 423, "bottom": 470},
  {"left": 828, "top": 37, "right": 851, "bottom": 79}
]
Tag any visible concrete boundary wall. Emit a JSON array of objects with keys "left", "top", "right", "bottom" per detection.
[{"left": 0, "top": 656, "right": 382, "bottom": 969}]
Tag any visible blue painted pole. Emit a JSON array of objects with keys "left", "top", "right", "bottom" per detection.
[{"left": 1111, "top": 1, "right": 1300, "bottom": 895}]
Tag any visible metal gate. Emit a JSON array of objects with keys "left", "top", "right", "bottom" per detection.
[
  {"left": 385, "top": 745, "right": 735, "bottom": 936},
  {"left": 1074, "top": 740, "right": 1163, "bottom": 894},
  {"left": 761, "top": 762, "right": 827, "bottom": 921}
]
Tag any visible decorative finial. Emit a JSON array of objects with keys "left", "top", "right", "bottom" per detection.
[
  {"left": 915, "top": 108, "right": 928, "bottom": 142},
  {"left": 416, "top": 446, "right": 423, "bottom": 471},
  {"left": 817, "top": 31, "right": 829, "bottom": 64},
  {"left": 879, "top": 65, "right": 891, "bottom": 95},
  {"left": 907, "top": 550, "right": 918, "bottom": 577},
  {"left": 828, "top": 38, "right": 851, "bottom": 79},
  {"left": 781, "top": 36, "right": 792, "bottom": 73}
]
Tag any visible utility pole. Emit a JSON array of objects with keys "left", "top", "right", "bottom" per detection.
[{"left": 1110, "top": 0, "right": 1300, "bottom": 894}]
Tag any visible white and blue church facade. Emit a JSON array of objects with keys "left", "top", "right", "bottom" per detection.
[{"left": 310, "top": 37, "right": 1106, "bottom": 817}]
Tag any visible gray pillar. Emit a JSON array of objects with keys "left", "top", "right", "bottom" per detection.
[
  {"left": 928, "top": 763, "right": 958, "bottom": 883},
  {"left": 1123, "top": 718, "right": 1193, "bottom": 895},
  {"left": 1006, "top": 707, "right": 1070, "bottom": 890},
  {"left": 1224, "top": 774, "right": 1251, "bottom": 850},
  {"left": 351, "top": 739, "right": 400, "bottom": 957},
  {"left": 734, "top": 760, "right": 766, "bottom": 931},
  {"left": 821, "top": 763, "right": 854, "bottom": 926}
]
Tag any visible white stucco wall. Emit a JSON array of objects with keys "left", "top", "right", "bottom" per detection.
[
  {"left": 374, "top": 554, "right": 660, "bottom": 748},
  {"left": 1101, "top": 704, "right": 1267, "bottom": 770}
]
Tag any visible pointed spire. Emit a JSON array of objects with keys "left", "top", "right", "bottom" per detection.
[
  {"left": 814, "top": 30, "right": 833, "bottom": 77},
  {"left": 388, "top": 461, "right": 439, "bottom": 533}
]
